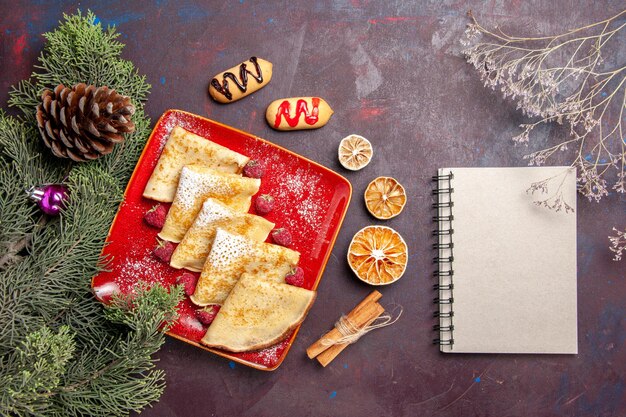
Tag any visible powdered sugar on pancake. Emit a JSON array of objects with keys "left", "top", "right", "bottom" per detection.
[
  {"left": 175, "top": 166, "right": 228, "bottom": 210},
  {"left": 208, "top": 228, "right": 254, "bottom": 270},
  {"left": 196, "top": 198, "right": 235, "bottom": 226}
]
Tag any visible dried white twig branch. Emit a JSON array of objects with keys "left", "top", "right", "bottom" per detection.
[
  {"left": 609, "top": 227, "right": 626, "bottom": 261},
  {"left": 462, "top": 10, "right": 626, "bottom": 208}
]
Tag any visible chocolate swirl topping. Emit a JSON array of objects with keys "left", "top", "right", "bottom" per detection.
[{"left": 210, "top": 57, "right": 264, "bottom": 101}]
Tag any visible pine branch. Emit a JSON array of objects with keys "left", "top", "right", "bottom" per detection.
[
  {"left": 52, "top": 284, "right": 183, "bottom": 416},
  {"left": 0, "top": 111, "right": 65, "bottom": 263},
  {"left": 9, "top": 11, "right": 150, "bottom": 123},
  {"left": 0, "top": 326, "right": 75, "bottom": 416},
  {"left": 0, "top": 10, "right": 182, "bottom": 417},
  {"left": 0, "top": 216, "right": 48, "bottom": 269}
]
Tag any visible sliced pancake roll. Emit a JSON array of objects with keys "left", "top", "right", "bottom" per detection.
[
  {"left": 143, "top": 126, "right": 249, "bottom": 202},
  {"left": 190, "top": 228, "right": 300, "bottom": 306},
  {"left": 158, "top": 166, "right": 260, "bottom": 242},
  {"left": 170, "top": 198, "right": 274, "bottom": 272},
  {"left": 201, "top": 273, "right": 316, "bottom": 352}
]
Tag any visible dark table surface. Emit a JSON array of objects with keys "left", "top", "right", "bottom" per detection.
[{"left": 2, "top": 1, "right": 625, "bottom": 416}]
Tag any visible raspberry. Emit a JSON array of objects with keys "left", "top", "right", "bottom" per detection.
[
  {"left": 242, "top": 160, "right": 265, "bottom": 178},
  {"left": 176, "top": 272, "right": 197, "bottom": 296},
  {"left": 144, "top": 204, "right": 168, "bottom": 229},
  {"left": 153, "top": 239, "right": 175, "bottom": 263},
  {"left": 255, "top": 194, "right": 275, "bottom": 215},
  {"left": 285, "top": 267, "right": 305, "bottom": 287},
  {"left": 196, "top": 305, "right": 221, "bottom": 325},
  {"left": 271, "top": 227, "right": 293, "bottom": 247}
]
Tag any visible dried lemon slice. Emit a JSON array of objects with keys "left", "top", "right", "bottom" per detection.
[
  {"left": 338, "top": 134, "right": 373, "bottom": 171},
  {"left": 364, "top": 176, "right": 407, "bottom": 219},
  {"left": 347, "top": 225, "right": 408, "bottom": 285}
]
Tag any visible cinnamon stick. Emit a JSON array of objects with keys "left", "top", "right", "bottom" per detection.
[
  {"left": 306, "top": 290, "right": 382, "bottom": 359},
  {"left": 351, "top": 290, "right": 382, "bottom": 315},
  {"left": 316, "top": 302, "right": 385, "bottom": 367}
]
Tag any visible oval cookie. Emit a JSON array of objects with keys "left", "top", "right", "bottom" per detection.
[
  {"left": 265, "top": 97, "right": 333, "bottom": 131},
  {"left": 209, "top": 57, "right": 273, "bottom": 103}
]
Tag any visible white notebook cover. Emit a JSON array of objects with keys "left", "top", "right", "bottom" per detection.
[{"left": 436, "top": 167, "right": 578, "bottom": 354}]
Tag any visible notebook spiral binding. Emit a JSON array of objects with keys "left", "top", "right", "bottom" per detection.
[{"left": 432, "top": 172, "right": 455, "bottom": 348}]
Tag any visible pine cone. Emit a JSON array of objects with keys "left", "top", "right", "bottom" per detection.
[{"left": 36, "top": 83, "right": 136, "bottom": 162}]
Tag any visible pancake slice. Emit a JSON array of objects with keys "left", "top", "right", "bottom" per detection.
[
  {"left": 170, "top": 198, "right": 274, "bottom": 272},
  {"left": 143, "top": 126, "right": 249, "bottom": 202},
  {"left": 158, "top": 166, "right": 260, "bottom": 242},
  {"left": 190, "top": 228, "right": 300, "bottom": 306},
  {"left": 201, "top": 273, "right": 316, "bottom": 352}
]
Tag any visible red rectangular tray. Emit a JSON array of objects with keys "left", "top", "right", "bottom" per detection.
[{"left": 92, "top": 109, "right": 352, "bottom": 370}]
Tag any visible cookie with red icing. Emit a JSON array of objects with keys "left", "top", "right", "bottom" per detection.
[{"left": 265, "top": 97, "right": 333, "bottom": 131}]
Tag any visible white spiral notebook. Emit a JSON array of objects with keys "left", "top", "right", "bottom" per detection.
[{"left": 433, "top": 167, "right": 578, "bottom": 354}]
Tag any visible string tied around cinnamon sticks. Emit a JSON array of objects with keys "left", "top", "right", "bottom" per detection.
[
  {"left": 321, "top": 306, "right": 403, "bottom": 346},
  {"left": 307, "top": 290, "right": 402, "bottom": 367}
]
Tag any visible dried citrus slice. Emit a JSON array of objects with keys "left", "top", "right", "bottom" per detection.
[
  {"left": 347, "top": 225, "right": 408, "bottom": 285},
  {"left": 338, "top": 134, "right": 373, "bottom": 171},
  {"left": 364, "top": 176, "right": 406, "bottom": 219}
]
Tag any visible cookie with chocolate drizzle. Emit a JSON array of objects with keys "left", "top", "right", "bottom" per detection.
[{"left": 209, "top": 57, "right": 273, "bottom": 103}]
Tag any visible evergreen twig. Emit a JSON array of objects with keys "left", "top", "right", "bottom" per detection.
[{"left": 0, "top": 11, "right": 183, "bottom": 416}]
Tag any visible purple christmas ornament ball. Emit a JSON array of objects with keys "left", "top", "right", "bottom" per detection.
[{"left": 27, "top": 184, "right": 69, "bottom": 216}]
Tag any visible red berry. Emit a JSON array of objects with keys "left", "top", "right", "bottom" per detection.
[
  {"left": 196, "top": 305, "right": 221, "bottom": 325},
  {"left": 153, "top": 239, "right": 175, "bottom": 263},
  {"left": 285, "top": 267, "right": 305, "bottom": 287},
  {"left": 144, "top": 204, "right": 168, "bottom": 229},
  {"left": 255, "top": 194, "right": 275, "bottom": 215},
  {"left": 271, "top": 227, "right": 293, "bottom": 247},
  {"left": 176, "top": 272, "right": 197, "bottom": 296},
  {"left": 243, "top": 160, "right": 265, "bottom": 178}
]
